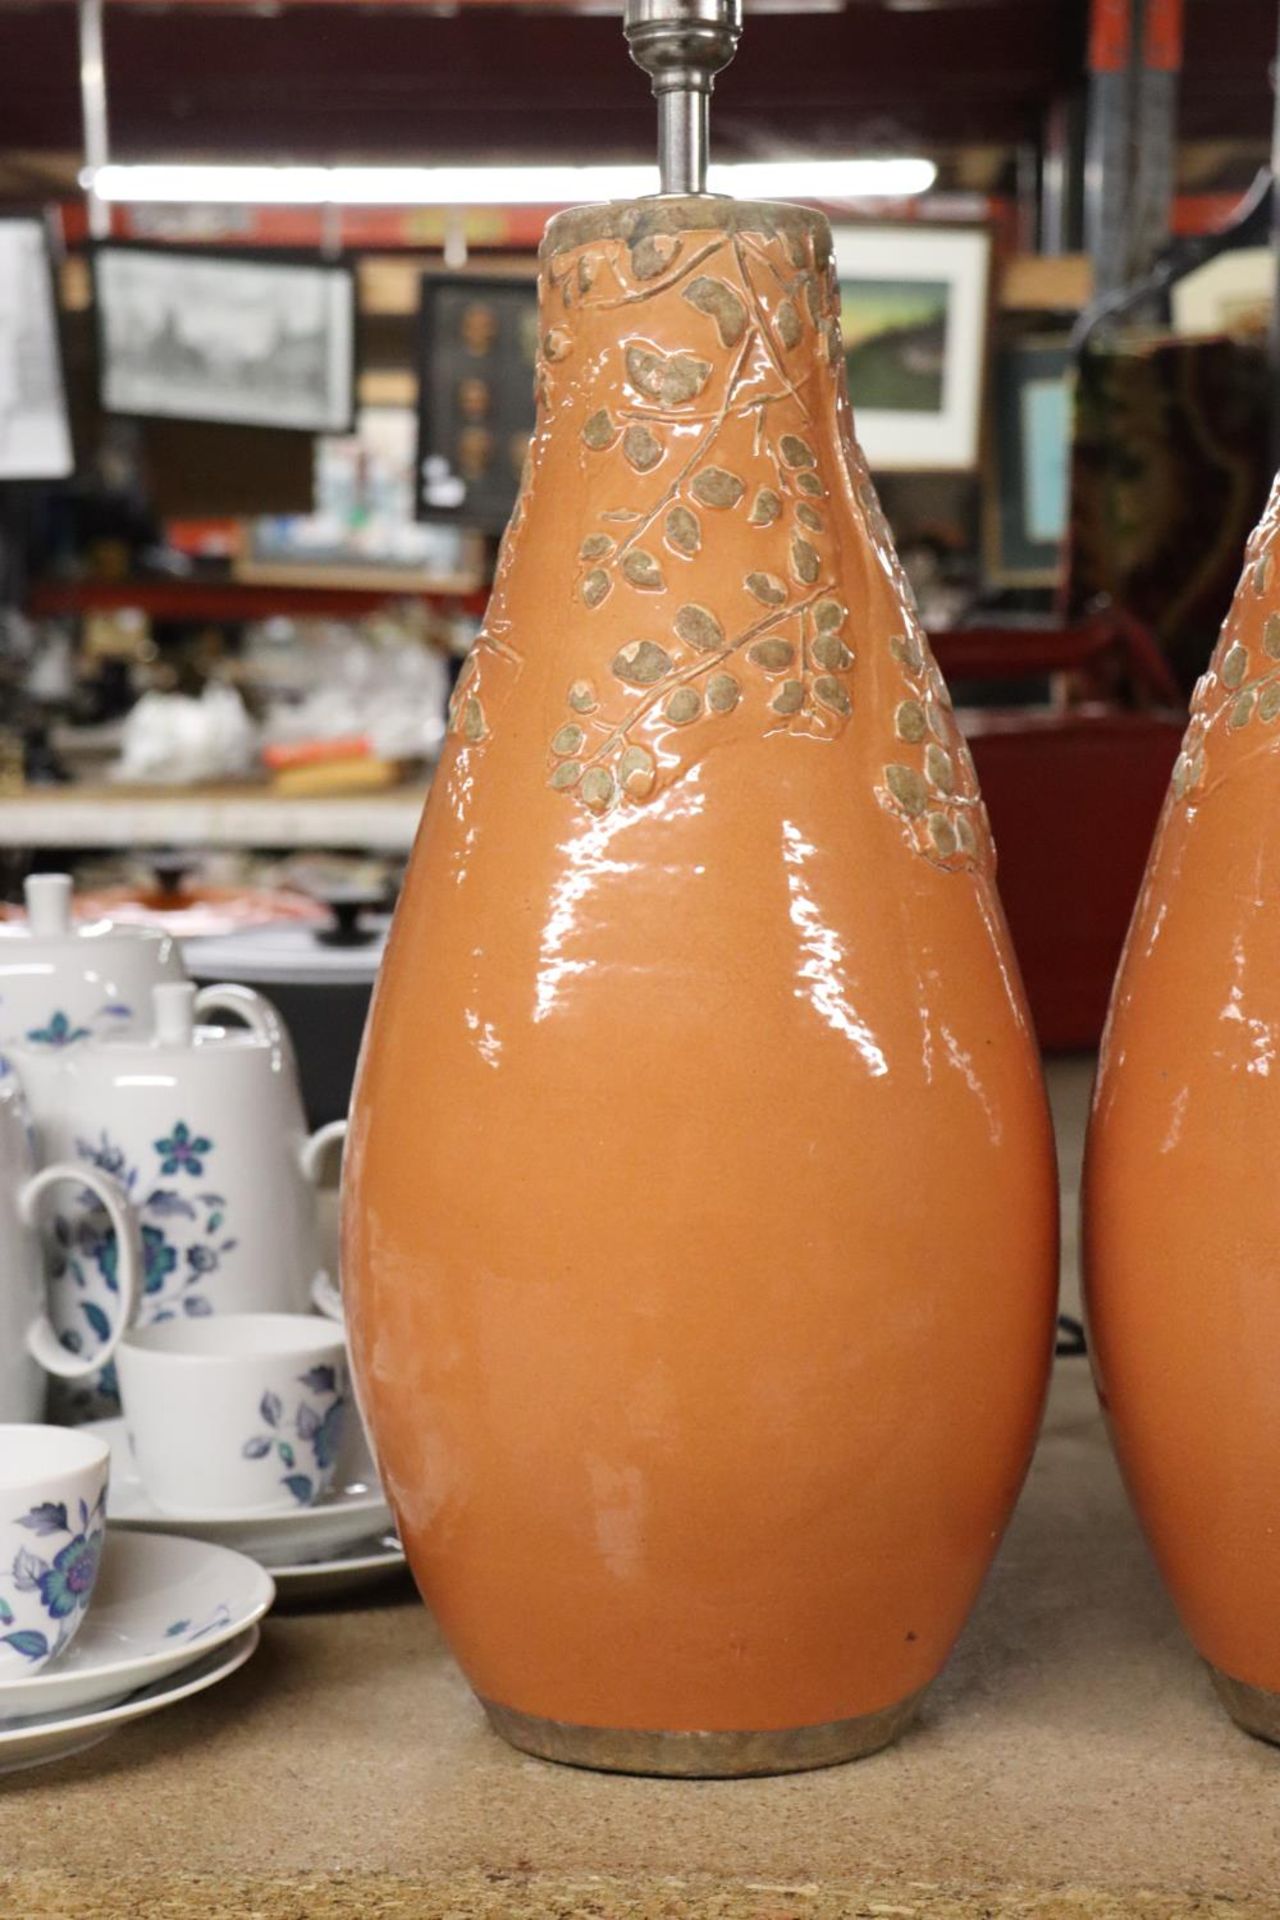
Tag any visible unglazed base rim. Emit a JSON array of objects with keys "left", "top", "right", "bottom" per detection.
[
  {"left": 481, "top": 1688, "right": 926, "bottom": 1778},
  {"left": 1210, "top": 1665, "right": 1280, "bottom": 1746}
]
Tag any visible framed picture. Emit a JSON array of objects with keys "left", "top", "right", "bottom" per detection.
[
  {"left": 415, "top": 273, "right": 538, "bottom": 535},
  {"left": 93, "top": 242, "right": 356, "bottom": 434},
  {"left": 240, "top": 404, "right": 484, "bottom": 590},
  {"left": 985, "top": 337, "right": 1073, "bottom": 587},
  {"left": 1171, "top": 247, "right": 1271, "bottom": 338},
  {"left": 0, "top": 215, "right": 73, "bottom": 481},
  {"left": 831, "top": 225, "right": 992, "bottom": 472}
]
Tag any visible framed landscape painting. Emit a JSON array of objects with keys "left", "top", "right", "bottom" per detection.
[
  {"left": 831, "top": 225, "right": 992, "bottom": 472},
  {"left": 94, "top": 243, "right": 356, "bottom": 435}
]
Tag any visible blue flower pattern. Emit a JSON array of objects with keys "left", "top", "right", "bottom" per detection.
[
  {"left": 48, "top": 1120, "right": 237, "bottom": 1418},
  {"left": 0, "top": 1493, "right": 107, "bottom": 1662},
  {"left": 25, "top": 1010, "right": 91, "bottom": 1048},
  {"left": 241, "top": 1368, "right": 347, "bottom": 1505}
]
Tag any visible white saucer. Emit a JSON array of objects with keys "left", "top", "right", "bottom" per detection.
[
  {"left": 93, "top": 1417, "right": 392, "bottom": 1566},
  {"left": 270, "top": 1532, "right": 409, "bottom": 1605},
  {"left": 0, "top": 1530, "right": 273, "bottom": 1723},
  {"left": 0, "top": 1624, "right": 260, "bottom": 1775}
]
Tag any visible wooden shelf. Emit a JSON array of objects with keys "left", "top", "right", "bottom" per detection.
[{"left": 27, "top": 578, "right": 490, "bottom": 622}]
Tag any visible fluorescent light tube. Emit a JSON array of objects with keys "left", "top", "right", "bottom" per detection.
[{"left": 85, "top": 158, "right": 937, "bottom": 208}]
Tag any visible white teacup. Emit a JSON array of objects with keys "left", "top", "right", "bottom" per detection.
[
  {"left": 0, "top": 1425, "right": 110, "bottom": 1673},
  {"left": 0, "top": 1073, "right": 141, "bottom": 1423},
  {"left": 0, "top": 873, "right": 184, "bottom": 1049},
  {"left": 117, "top": 1313, "right": 349, "bottom": 1517}
]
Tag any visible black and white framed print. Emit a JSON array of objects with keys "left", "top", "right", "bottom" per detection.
[
  {"left": 0, "top": 216, "right": 73, "bottom": 481},
  {"left": 94, "top": 243, "right": 356, "bottom": 435}
]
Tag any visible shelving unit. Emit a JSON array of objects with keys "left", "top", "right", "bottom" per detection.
[{"left": 0, "top": 782, "right": 429, "bottom": 851}]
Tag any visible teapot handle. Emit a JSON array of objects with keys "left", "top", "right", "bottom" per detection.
[
  {"left": 20, "top": 1164, "right": 142, "bottom": 1381},
  {"left": 192, "top": 982, "right": 282, "bottom": 1044},
  {"left": 300, "top": 1119, "right": 347, "bottom": 1323},
  {"left": 300, "top": 1117, "right": 346, "bottom": 1187}
]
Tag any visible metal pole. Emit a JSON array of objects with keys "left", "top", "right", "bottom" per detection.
[
  {"left": 78, "top": 0, "right": 110, "bottom": 240},
  {"left": 1084, "top": 0, "right": 1136, "bottom": 300},
  {"left": 1129, "top": 0, "right": 1183, "bottom": 283},
  {"left": 623, "top": 0, "right": 743, "bottom": 196}
]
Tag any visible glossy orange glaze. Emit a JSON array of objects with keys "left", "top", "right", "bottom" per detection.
[
  {"left": 343, "top": 199, "right": 1058, "bottom": 1735},
  {"left": 1086, "top": 477, "right": 1280, "bottom": 1692}
]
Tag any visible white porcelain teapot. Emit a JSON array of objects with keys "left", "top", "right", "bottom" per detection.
[
  {"left": 8, "top": 983, "right": 344, "bottom": 1415},
  {"left": 0, "top": 1071, "right": 140, "bottom": 1422},
  {"left": 0, "top": 874, "right": 185, "bottom": 1050}
]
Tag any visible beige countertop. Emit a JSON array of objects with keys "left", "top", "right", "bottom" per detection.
[{"left": 2, "top": 1357, "right": 1279, "bottom": 1918}]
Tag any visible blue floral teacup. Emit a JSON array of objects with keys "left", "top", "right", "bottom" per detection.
[
  {"left": 117, "top": 1313, "right": 348, "bottom": 1518},
  {"left": 0, "top": 1425, "right": 109, "bottom": 1674}
]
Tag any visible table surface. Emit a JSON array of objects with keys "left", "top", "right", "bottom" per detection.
[{"left": 2, "top": 1358, "right": 1278, "bottom": 1920}]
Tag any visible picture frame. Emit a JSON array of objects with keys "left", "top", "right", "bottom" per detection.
[
  {"left": 239, "top": 404, "right": 485, "bottom": 591},
  {"left": 830, "top": 224, "right": 992, "bottom": 473},
  {"left": 985, "top": 336, "right": 1073, "bottom": 588},
  {"left": 0, "top": 213, "right": 74, "bottom": 482},
  {"left": 93, "top": 241, "right": 357, "bottom": 435},
  {"left": 415, "top": 272, "right": 539, "bottom": 535},
  {"left": 1171, "top": 246, "right": 1271, "bottom": 338}
]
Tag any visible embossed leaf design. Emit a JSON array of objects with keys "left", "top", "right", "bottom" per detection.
[
  {"left": 625, "top": 345, "right": 712, "bottom": 408},
  {"left": 619, "top": 746, "right": 657, "bottom": 798},
  {"left": 886, "top": 765, "right": 927, "bottom": 816},
  {"left": 748, "top": 638, "right": 794, "bottom": 672},
  {"left": 581, "top": 767, "right": 617, "bottom": 813},
  {"left": 814, "top": 676, "right": 851, "bottom": 716},
  {"left": 691, "top": 468, "right": 745, "bottom": 511},
  {"left": 665, "top": 506, "right": 701, "bottom": 555},
  {"left": 674, "top": 604, "right": 724, "bottom": 652},
  {"left": 791, "top": 538, "right": 821, "bottom": 586},
  {"left": 749, "top": 489, "right": 782, "bottom": 527},
  {"left": 623, "top": 425, "right": 663, "bottom": 474},
  {"left": 630, "top": 232, "right": 681, "bottom": 281},
  {"left": 581, "top": 570, "right": 611, "bottom": 609},
  {"left": 776, "top": 299, "right": 802, "bottom": 349},
  {"left": 580, "top": 534, "right": 613, "bottom": 561},
  {"left": 613, "top": 641, "right": 673, "bottom": 687},
  {"left": 707, "top": 673, "right": 741, "bottom": 713},
  {"left": 682, "top": 275, "right": 747, "bottom": 348},
  {"left": 779, "top": 434, "right": 817, "bottom": 469},
  {"left": 582, "top": 410, "right": 616, "bottom": 451},
  {"left": 813, "top": 633, "right": 853, "bottom": 672},
  {"left": 746, "top": 572, "right": 788, "bottom": 607},
  {"left": 568, "top": 680, "right": 598, "bottom": 714},
  {"left": 665, "top": 688, "right": 702, "bottom": 725},
  {"left": 771, "top": 680, "right": 805, "bottom": 716},
  {"left": 621, "top": 550, "right": 664, "bottom": 591}
]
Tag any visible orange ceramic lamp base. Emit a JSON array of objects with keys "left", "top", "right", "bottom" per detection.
[
  {"left": 343, "top": 199, "right": 1058, "bottom": 1774},
  {"left": 1086, "top": 483, "right": 1280, "bottom": 1746}
]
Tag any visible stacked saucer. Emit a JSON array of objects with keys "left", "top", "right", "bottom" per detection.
[
  {"left": 93, "top": 1416, "right": 408, "bottom": 1605},
  {"left": 0, "top": 1529, "right": 271, "bottom": 1773}
]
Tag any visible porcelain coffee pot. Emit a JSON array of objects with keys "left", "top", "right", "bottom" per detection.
[
  {"left": 8, "top": 982, "right": 344, "bottom": 1416},
  {"left": 0, "top": 1072, "right": 141, "bottom": 1421},
  {"left": 0, "top": 874, "right": 185, "bottom": 1049}
]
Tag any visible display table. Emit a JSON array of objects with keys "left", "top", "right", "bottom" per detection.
[
  {"left": 0, "top": 785, "right": 429, "bottom": 852},
  {"left": 2, "top": 1359, "right": 1278, "bottom": 1918}
]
